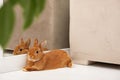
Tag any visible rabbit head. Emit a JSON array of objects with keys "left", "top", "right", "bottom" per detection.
[
  {"left": 27, "top": 39, "right": 47, "bottom": 62},
  {"left": 13, "top": 38, "right": 31, "bottom": 55}
]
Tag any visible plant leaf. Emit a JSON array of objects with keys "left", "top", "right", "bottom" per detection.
[
  {"left": 9, "top": 0, "right": 18, "bottom": 5},
  {"left": 22, "top": 0, "right": 46, "bottom": 30},
  {"left": 0, "top": 3, "right": 15, "bottom": 48},
  {"left": 18, "top": 0, "right": 27, "bottom": 8},
  {"left": 35, "top": 0, "right": 46, "bottom": 17},
  {"left": 0, "top": 0, "right": 46, "bottom": 48},
  {"left": 23, "top": 0, "right": 36, "bottom": 30}
]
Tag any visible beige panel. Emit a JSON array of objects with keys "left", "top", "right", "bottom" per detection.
[
  {"left": 70, "top": 0, "right": 120, "bottom": 65},
  {"left": 6, "top": 0, "right": 69, "bottom": 50}
]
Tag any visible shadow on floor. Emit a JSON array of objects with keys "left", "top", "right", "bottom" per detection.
[{"left": 90, "top": 62, "right": 120, "bottom": 70}]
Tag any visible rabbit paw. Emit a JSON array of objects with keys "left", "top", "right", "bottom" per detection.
[
  {"left": 23, "top": 66, "right": 39, "bottom": 71},
  {"left": 23, "top": 67, "right": 29, "bottom": 72}
]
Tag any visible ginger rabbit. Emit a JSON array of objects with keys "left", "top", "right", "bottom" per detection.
[
  {"left": 13, "top": 38, "right": 31, "bottom": 55},
  {"left": 23, "top": 39, "right": 72, "bottom": 71},
  {"left": 13, "top": 38, "right": 48, "bottom": 55}
]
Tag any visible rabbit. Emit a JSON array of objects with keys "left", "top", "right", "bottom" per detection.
[
  {"left": 13, "top": 38, "right": 31, "bottom": 55},
  {"left": 23, "top": 39, "right": 72, "bottom": 71},
  {"left": 13, "top": 38, "right": 48, "bottom": 55}
]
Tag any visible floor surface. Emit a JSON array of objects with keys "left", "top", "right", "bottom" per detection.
[{"left": 0, "top": 63, "right": 120, "bottom": 80}]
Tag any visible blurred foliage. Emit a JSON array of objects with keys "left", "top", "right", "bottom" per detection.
[{"left": 0, "top": 0, "right": 46, "bottom": 48}]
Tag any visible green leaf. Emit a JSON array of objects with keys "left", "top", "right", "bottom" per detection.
[
  {"left": 18, "top": 0, "right": 27, "bottom": 8},
  {"left": 9, "top": 0, "right": 18, "bottom": 5},
  {"left": 35, "top": 0, "right": 46, "bottom": 17},
  {"left": 0, "top": 0, "right": 46, "bottom": 48},
  {"left": 23, "top": 0, "right": 36, "bottom": 30},
  {"left": 21, "top": 0, "right": 46, "bottom": 30},
  {"left": 0, "top": 3, "right": 15, "bottom": 48}
]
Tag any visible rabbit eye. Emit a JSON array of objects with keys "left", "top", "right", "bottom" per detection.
[
  {"left": 20, "top": 49, "right": 23, "bottom": 51},
  {"left": 36, "top": 51, "right": 39, "bottom": 54}
]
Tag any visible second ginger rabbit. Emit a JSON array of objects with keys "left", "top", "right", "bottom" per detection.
[{"left": 13, "top": 38, "right": 31, "bottom": 55}]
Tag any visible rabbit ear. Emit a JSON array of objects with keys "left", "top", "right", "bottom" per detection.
[
  {"left": 34, "top": 38, "right": 39, "bottom": 47},
  {"left": 21, "top": 38, "right": 24, "bottom": 44},
  {"left": 25, "top": 38, "right": 31, "bottom": 48},
  {"left": 39, "top": 40, "right": 47, "bottom": 52},
  {"left": 39, "top": 40, "right": 47, "bottom": 49}
]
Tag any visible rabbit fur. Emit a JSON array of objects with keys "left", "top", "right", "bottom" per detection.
[{"left": 23, "top": 39, "right": 72, "bottom": 71}]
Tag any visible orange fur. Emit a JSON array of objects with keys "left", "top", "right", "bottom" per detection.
[
  {"left": 13, "top": 38, "right": 48, "bottom": 55},
  {"left": 23, "top": 39, "right": 72, "bottom": 71},
  {"left": 13, "top": 38, "right": 31, "bottom": 55}
]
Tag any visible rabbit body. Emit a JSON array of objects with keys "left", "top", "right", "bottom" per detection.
[
  {"left": 24, "top": 50, "right": 72, "bottom": 71},
  {"left": 23, "top": 39, "right": 72, "bottom": 71},
  {"left": 42, "top": 50, "right": 72, "bottom": 69}
]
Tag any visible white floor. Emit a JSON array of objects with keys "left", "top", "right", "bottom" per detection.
[{"left": 0, "top": 63, "right": 120, "bottom": 80}]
